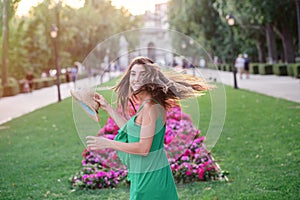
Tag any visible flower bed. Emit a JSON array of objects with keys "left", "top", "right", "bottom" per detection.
[{"left": 70, "top": 106, "right": 228, "bottom": 190}]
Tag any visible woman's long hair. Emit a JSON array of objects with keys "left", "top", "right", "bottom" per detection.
[{"left": 113, "top": 56, "right": 213, "bottom": 115}]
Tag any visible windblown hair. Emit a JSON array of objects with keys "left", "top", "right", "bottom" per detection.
[{"left": 113, "top": 56, "right": 213, "bottom": 114}]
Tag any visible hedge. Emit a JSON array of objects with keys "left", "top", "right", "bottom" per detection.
[
  {"left": 250, "top": 63, "right": 260, "bottom": 74},
  {"left": 0, "top": 84, "right": 3, "bottom": 97},
  {"left": 288, "top": 64, "right": 300, "bottom": 78},
  {"left": 258, "top": 64, "right": 273, "bottom": 75},
  {"left": 273, "top": 64, "right": 288, "bottom": 76},
  {"left": 42, "top": 78, "right": 56, "bottom": 87},
  {"left": 2, "top": 77, "right": 20, "bottom": 97}
]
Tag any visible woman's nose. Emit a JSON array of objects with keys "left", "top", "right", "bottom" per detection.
[{"left": 134, "top": 74, "right": 141, "bottom": 81}]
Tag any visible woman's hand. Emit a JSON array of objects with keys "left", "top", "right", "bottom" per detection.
[
  {"left": 93, "top": 93, "right": 127, "bottom": 128},
  {"left": 86, "top": 136, "right": 111, "bottom": 150},
  {"left": 94, "top": 93, "right": 110, "bottom": 111}
]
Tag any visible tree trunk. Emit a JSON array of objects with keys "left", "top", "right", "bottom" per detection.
[
  {"left": 295, "top": 0, "right": 300, "bottom": 55},
  {"left": 255, "top": 37, "right": 266, "bottom": 63},
  {"left": 265, "top": 23, "right": 278, "bottom": 64},
  {"left": 275, "top": 23, "right": 295, "bottom": 63},
  {"left": 2, "top": 0, "right": 9, "bottom": 86}
]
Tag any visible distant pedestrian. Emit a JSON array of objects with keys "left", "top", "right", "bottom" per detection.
[
  {"left": 65, "top": 69, "right": 71, "bottom": 82},
  {"left": 244, "top": 54, "right": 250, "bottom": 79},
  {"left": 71, "top": 65, "right": 78, "bottom": 83},
  {"left": 41, "top": 71, "right": 47, "bottom": 78},
  {"left": 25, "top": 71, "right": 35, "bottom": 92},
  {"left": 235, "top": 54, "right": 245, "bottom": 79},
  {"left": 200, "top": 58, "right": 206, "bottom": 69}
]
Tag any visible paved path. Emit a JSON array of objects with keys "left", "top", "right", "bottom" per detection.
[
  {"left": 0, "top": 69, "right": 299, "bottom": 125},
  {"left": 191, "top": 68, "right": 300, "bottom": 103},
  {"left": 0, "top": 72, "right": 120, "bottom": 125}
]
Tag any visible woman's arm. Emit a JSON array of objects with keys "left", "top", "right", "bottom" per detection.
[
  {"left": 87, "top": 103, "right": 159, "bottom": 156},
  {"left": 94, "top": 93, "right": 127, "bottom": 128}
]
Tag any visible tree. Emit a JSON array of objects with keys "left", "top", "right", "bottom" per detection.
[
  {"left": 1, "top": 0, "right": 21, "bottom": 84},
  {"left": 214, "top": 0, "right": 297, "bottom": 63},
  {"left": 168, "top": 0, "right": 227, "bottom": 62},
  {"left": 1, "top": 0, "right": 141, "bottom": 80},
  {"left": 1, "top": 0, "right": 9, "bottom": 86}
]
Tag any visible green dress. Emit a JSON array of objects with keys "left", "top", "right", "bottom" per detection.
[{"left": 115, "top": 104, "right": 178, "bottom": 200}]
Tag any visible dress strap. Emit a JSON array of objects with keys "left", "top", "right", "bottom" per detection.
[{"left": 136, "top": 99, "right": 152, "bottom": 115}]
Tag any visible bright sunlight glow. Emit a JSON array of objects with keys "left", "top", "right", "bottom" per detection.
[
  {"left": 16, "top": 0, "right": 85, "bottom": 16},
  {"left": 111, "top": 0, "right": 169, "bottom": 15},
  {"left": 16, "top": 0, "right": 169, "bottom": 16}
]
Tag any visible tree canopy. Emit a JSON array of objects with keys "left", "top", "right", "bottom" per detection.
[
  {"left": 1, "top": 0, "right": 142, "bottom": 81},
  {"left": 168, "top": 0, "right": 298, "bottom": 64}
]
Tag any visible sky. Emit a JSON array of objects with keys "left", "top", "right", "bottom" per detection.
[{"left": 16, "top": 0, "right": 169, "bottom": 16}]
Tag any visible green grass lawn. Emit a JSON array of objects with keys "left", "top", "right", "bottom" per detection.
[{"left": 0, "top": 82, "right": 299, "bottom": 200}]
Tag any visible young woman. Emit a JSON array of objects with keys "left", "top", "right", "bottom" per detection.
[{"left": 86, "top": 56, "right": 209, "bottom": 200}]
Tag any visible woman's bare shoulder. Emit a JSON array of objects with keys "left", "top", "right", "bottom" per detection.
[{"left": 142, "top": 103, "right": 165, "bottom": 118}]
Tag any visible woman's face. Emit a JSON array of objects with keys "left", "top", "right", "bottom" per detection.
[{"left": 129, "top": 64, "right": 146, "bottom": 91}]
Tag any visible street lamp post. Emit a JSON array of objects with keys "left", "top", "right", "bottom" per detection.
[
  {"left": 50, "top": 24, "right": 61, "bottom": 102},
  {"left": 226, "top": 14, "right": 238, "bottom": 89}
]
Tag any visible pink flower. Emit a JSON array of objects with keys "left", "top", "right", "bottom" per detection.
[
  {"left": 193, "top": 136, "right": 205, "bottom": 144},
  {"left": 197, "top": 168, "right": 204, "bottom": 179},
  {"left": 96, "top": 171, "right": 105, "bottom": 178},
  {"left": 171, "top": 163, "right": 179, "bottom": 170},
  {"left": 87, "top": 181, "right": 93, "bottom": 185},
  {"left": 82, "top": 174, "right": 89, "bottom": 181},
  {"left": 105, "top": 134, "right": 115, "bottom": 140},
  {"left": 82, "top": 160, "right": 86, "bottom": 165},
  {"left": 186, "top": 170, "right": 192, "bottom": 176},
  {"left": 164, "top": 136, "right": 173, "bottom": 145},
  {"left": 183, "top": 149, "right": 192, "bottom": 156},
  {"left": 181, "top": 155, "right": 189, "bottom": 161}
]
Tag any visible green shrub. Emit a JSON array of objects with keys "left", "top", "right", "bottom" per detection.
[
  {"left": 18, "top": 80, "right": 26, "bottom": 93},
  {"left": 77, "top": 72, "right": 88, "bottom": 80},
  {"left": 59, "top": 75, "right": 66, "bottom": 83},
  {"left": 288, "top": 64, "right": 300, "bottom": 78},
  {"left": 250, "top": 63, "right": 259, "bottom": 74},
  {"left": 33, "top": 79, "right": 44, "bottom": 90},
  {"left": 207, "top": 63, "right": 216, "bottom": 70},
  {"left": 0, "top": 83, "right": 3, "bottom": 97},
  {"left": 222, "top": 65, "right": 226, "bottom": 71},
  {"left": 259, "top": 64, "right": 273, "bottom": 75},
  {"left": 273, "top": 64, "right": 288, "bottom": 76},
  {"left": 226, "top": 64, "right": 232, "bottom": 72},
  {"left": 42, "top": 77, "right": 55, "bottom": 87},
  {"left": 2, "top": 77, "right": 20, "bottom": 97}
]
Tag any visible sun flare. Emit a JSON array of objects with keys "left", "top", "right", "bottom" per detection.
[
  {"left": 111, "top": 0, "right": 168, "bottom": 15},
  {"left": 16, "top": 0, "right": 169, "bottom": 16}
]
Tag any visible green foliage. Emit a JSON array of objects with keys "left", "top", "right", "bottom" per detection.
[
  {"left": 272, "top": 64, "right": 288, "bottom": 76},
  {"left": 288, "top": 63, "right": 300, "bottom": 78},
  {"left": 1, "top": 76, "right": 20, "bottom": 96},
  {"left": 168, "top": 0, "right": 227, "bottom": 59},
  {"left": 1, "top": 0, "right": 142, "bottom": 81},
  {"left": 0, "top": 80, "right": 3, "bottom": 97},
  {"left": 168, "top": 0, "right": 297, "bottom": 63},
  {"left": 214, "top": 0, "right": 297, "bottom": 62},
  {"left": 258, "top": 64, "right": 273, "bottom": 75}
]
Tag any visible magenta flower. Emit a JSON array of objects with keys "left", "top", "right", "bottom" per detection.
[{"left": 186, "top": 170, "right": 192, "bottom": 176}]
